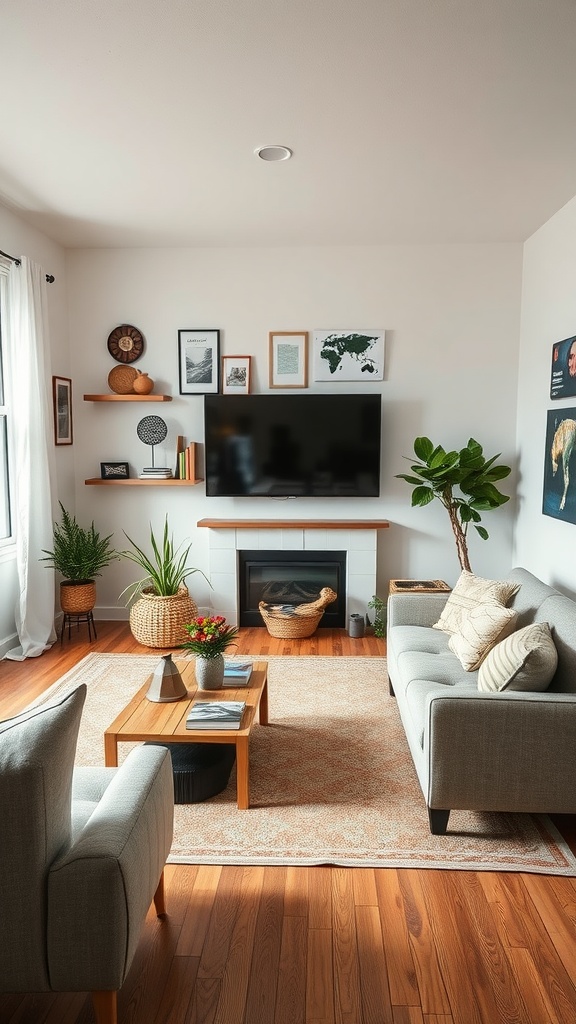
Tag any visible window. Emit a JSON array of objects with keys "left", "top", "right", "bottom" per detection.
[{"left": 0, "top": 269, "right": 13, "bottom": 544}]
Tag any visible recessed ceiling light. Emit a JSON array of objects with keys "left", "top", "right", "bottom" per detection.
[{"left": 254, "top": 145, "right": 292, "bottom": 162}]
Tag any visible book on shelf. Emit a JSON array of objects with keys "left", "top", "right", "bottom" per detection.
[
  {"left": 139, "top": 468, "right": 173, "bottom": 479},
  {"left": 176, "top": 441, "right": 197, "bottom": 481},
  {"left": 223, "top": 660, "right": 253, "bottom": 684},
  {"left": 175, "top": 435, "right": 186, "bottom": 478},
  {"left": 186, "top": 700, "right": 246, "bottom": 730}
]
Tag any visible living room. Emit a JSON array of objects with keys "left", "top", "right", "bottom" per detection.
[{"left": 2, "top": 2, "right": 576, "bottom": 1022}]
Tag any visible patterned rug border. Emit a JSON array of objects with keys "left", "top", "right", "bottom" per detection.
[{"left": 42, "top": 652, "right": 576, "bottom": 875}]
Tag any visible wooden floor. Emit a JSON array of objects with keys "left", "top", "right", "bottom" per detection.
[{"left": 1, "top": 623, "right": 576, "bottom": 1024}]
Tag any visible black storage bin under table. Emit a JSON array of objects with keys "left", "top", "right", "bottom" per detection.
[{"left": 146, "top": 742, "right": 236, "bottom": 803}]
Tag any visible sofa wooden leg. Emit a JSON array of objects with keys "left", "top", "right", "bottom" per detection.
[
  {"left": 153, "top": 869, "right": 167, "bottom": 917},
  {"left": 92, "top": 990, "right": 117, "bottom": 1024},
  {"left": 428, "top": 808, "right": 450, "bottom": 834}
]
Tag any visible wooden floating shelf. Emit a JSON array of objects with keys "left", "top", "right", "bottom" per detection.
[
  {"left": 85, "top": 478, "right": 202, "bottom": 486},
  {"left": 196, "top": 519, "right": 390, "bottom": 529},
  {"left": 83, "top": 394, "right": 173, "bottom": 402}
]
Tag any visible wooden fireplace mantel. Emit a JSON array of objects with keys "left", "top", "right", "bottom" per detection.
[{"left": 196, "top": 519, "right": 390, "bottom": 530}]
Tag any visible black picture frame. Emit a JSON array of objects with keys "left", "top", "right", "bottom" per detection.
[
  {"left": 100, "top": 461, "right": 130, "bottom": 480},
  {"left": 542, "top": 409, "right": 576, "bottom": 524},
  {"left": 550, "top": 335, "right": 576, "bottom": 399},
  {"left": 178, "top": 329, "right": 220, "bottom": 394}
]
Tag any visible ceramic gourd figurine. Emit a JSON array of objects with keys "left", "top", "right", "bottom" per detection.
[{"left": 133, "top": 370, "right": 154, "bottom": 395}]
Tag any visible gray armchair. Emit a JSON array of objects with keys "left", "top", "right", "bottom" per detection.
[{"left": 0, "top": 684, "right": 174, "bottom": 1024}]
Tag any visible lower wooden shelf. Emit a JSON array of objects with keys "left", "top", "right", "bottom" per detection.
[{"left": 85, "top": 478, "right": 202, "bottom": 486}]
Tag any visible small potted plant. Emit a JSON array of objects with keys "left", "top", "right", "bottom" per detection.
[
  {"left": 41, "top": 502, "right": 119, "bottom": 614},
  {"left": 367, "top": 595, "right": 386, "bottom": 639},
  {"left": 120, "top": 517, "right": 208, "bottom": 648},
  {"left": 180, "top": 615, "right": 239, "bottom": 689}
]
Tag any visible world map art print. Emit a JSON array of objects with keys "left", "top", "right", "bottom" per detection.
[{"left": 313, "top": 329, "right": 385, "bottom": 381}]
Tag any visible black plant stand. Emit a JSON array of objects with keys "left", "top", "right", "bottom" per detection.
[{"left": 60, "top": 611, "right": 97, "bottom": 644}]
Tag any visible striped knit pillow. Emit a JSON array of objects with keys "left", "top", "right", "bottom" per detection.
[{"left": 478, "top": 621, "right": 558, "bottom": 692}]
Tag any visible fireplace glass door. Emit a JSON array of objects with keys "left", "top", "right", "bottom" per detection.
[{"left": 238, "top": 550, "right": 346, "bottom": 627}]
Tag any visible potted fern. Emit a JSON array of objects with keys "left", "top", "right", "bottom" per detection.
[
  {"left": 41, "top": 502, "right": 119, "bottom": 613},
  {"left": 120, "top": 517, "right": 208, "bottom": 648}
]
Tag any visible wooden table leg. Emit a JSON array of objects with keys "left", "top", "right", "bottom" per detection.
[
  {"left": 104, "top": 733, "right": 119, "bottom": 767},
  {"left": 259, "top": 676, "right": 269, "bottom": 726},
  {"left": 235, "top": 736, "right": 250, "bottom": 809}
]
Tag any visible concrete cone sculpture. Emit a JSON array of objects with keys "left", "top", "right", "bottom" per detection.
[{"left": 146, "top": 653, "right": 188, "bottom": 702}]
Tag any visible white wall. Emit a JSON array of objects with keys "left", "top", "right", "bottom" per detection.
[
  {"left": 515, "top": 195, "right": 576, "bottom": 597},
  {"left": 0, "top": 203, "right": 69, "bottom": 654},
  {"left": 67, "top": 242, "right": 522, "bottom": 619}
]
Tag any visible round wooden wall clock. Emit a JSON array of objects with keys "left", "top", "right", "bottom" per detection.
[{"left": 107, "top": 324, "right": 144, "bottom": 363}]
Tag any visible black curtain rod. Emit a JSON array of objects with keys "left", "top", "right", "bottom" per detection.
[{"left": 0, "top": 248, "right": 55, "bottom": 283}]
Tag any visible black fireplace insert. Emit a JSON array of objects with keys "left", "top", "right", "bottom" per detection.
[{"left": 238, "top": 549, "right": 346, "bottom": 627}]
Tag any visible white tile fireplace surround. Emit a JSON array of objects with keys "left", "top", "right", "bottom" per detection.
[{"left": 197, "top": 519, "right": 390, "bottom": 627}]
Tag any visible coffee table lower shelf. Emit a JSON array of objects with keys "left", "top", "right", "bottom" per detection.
[{"left": 103, "top": 659, "right": 269, "bottom": 810}]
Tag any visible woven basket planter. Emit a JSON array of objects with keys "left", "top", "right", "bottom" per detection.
[
  {"left": 129, "top": 585, "right": 198, "bottom": 648},
  {"left": 258, "top": 586, "right": 338, "bottom": 639},
  {"left": 60, "top": 581, "right": 97, "bottom": 614}
]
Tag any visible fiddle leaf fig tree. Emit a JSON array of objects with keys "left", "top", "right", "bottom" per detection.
[{"left": 396, "top": 437, "right": 511, "bottom": 572}]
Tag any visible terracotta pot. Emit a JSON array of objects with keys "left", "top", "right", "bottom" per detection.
[
  {"left": 60, "top": 580, "right": 97, "bottom": 614},
  {"left": 133, "top": 371, "right": 154, "bottom": 395}
]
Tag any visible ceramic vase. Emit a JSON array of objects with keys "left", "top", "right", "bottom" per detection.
[
  {"left": 133, "top": 370, "right": 154, "bottom": 395},
  {"left": 195, "top": 654, "right": 225, "bottom": 690}
]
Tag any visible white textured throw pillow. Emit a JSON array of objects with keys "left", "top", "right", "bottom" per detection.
[
  {"left": 478, "top": 621, "right": 558, "bottom": 692},
  {"left": 433, "top": 570, "right": 520, "bottom": 635},
  {"left": 448, "top": 603, "right": 518, "bottom": 671}
]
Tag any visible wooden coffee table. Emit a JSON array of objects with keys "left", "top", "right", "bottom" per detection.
[{"left": 104, "top": 659, "right": 268, "bottom": 809}]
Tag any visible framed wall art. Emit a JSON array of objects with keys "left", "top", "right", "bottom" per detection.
[
  {"left": 100, "top": 461, "right": 130, "bottom": 480},
  {"left": 222, "top": 355, "right": 251, "bottom": 395},
  {"left": 312, "top": 329, "right": 385, "bottom": 382},
  {"left": 542, "top": 409, "right": 576, "bottom": 524},
  {"left": 178, "top": 329, "right": 220, "bottom": 395},
  {"left": 550, "top": 334, "right": 576, "bottom": 399},
  {"left": 269, "top": 331, "right": 308, "bottom": 388},
  {"left": 52, "top": 375, "right": 73, "bottom": 445}
]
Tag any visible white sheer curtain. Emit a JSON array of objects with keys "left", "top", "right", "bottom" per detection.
[{"left": 4, "top": 256, "right": 57, "bottom": 660}]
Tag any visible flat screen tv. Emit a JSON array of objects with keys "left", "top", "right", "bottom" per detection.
[{"left": 204, "top": 394, "right": 381, "bottom": 497}]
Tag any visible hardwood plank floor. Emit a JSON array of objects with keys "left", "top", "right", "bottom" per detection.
[{"left": 1, "top": 623, "right": 575, "bottom": 1024}]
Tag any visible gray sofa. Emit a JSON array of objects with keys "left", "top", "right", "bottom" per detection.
[{"left": 386, "top": 567, "right": 576, "bottom": 834}]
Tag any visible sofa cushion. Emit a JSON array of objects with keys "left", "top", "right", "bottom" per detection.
[
  {"left": 433, "top": 570, "right": 520, "bottom": 635},
  {"left": 448, "top": 603, "right": 518, "bottom": 671},
  {"left": 478, "top": 622, "right": 558, "bottom": 692}
]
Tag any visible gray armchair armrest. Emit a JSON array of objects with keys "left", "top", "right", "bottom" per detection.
[
  {"left": 425, "top": 689, "right": 576, "bottom": 813},
  {"left": 387, "top": 592, "right": 450, "bottom": 629},
  {"left": 47, "top": 745, "right": 174, "bottom": 992}
]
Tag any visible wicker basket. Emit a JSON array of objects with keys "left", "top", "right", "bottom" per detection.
[
  {"left": 60, "top": 581, "right": 97, "bottom": 614},
  {"left": 259, "top": 586, "right": 337, "bottom": 639},
  {"left": 129, "top": 585, "right": 198, "bottom": 648}
]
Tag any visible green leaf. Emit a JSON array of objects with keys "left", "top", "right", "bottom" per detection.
[
  {"left": 475, "top": 525, "right": 489, "bottom": 540},
  {"left": 411, "top": 486, "right": 435, "bottom": 507},
  {"left": 396, "top": 473, "right": 426, "bottom": 486},
  {"left": 413, "top": 436, "right": 434, "bottom": 461}
]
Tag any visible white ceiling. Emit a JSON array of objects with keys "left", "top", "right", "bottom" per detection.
[{"left": 2, "top": 0, "right": 576, "bottom": 249}]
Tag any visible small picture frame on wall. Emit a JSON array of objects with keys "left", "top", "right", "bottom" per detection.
[
  {"left": 269, "top": 331, "right": 308, "bottom": 388},
  {"left": 550, "top": 335, "right": 576, "bottom": 399},
  {"left": 222, "top": 355, "right": 251, "bottom": 395},
  {"left": 178, "top": 329, "right": 220, "bottom": 394},
  {"left": 100, "top": 461, "right": 130, "bottom": 480},
  {"left": 52, "top": 376, "right": 73, "bottom": 445}
]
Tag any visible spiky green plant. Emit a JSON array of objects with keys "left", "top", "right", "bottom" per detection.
[
  {"left": 41, "top": 502, "right": 119, "bottom": 581},
  {"left": 396, "top": 437, "right": 511, "bottom": 572},
  {"left": 119, "top": 516, "right": 208, "bottom": 604}
]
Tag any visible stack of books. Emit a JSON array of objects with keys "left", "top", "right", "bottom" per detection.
[
  {"left": 223, "top": 660, "right": 253, "bottom": 685},
  {"left": 139, "top": 467, "right": 173, "bottom": 479},
  {"left": 186, "top": 700, "right": 246, "bottom": 730},
  {"left": 175, "top": 436, "right": 197, "bottom": 480}
]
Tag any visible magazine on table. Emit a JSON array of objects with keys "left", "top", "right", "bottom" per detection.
[
  {"left": 223, "top": 660, "right": 253, "bottom": 684},
  {"left": 186, "top": 700, "right": 246, "bottom": 730}
]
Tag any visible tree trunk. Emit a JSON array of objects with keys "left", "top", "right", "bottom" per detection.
[{"left": 447, "top": 504, "right": 471, "bottom": 572}]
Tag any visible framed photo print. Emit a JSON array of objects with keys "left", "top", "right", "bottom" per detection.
[
  {"left": 178, "top": 329, "right": 220, "bottom": 394},
  {"left": 269, "top": 331, "right": 308, "bottom": 388},
  {"left": 100, "top": 461, "right": 130, "bottom": 480},
  {"left": 222, "top": 355, "right": 251, "bottom": 395},
  {"left": 542, "top": 409, "right": 576, "bottom": 524},
  {"left": 313, "top": 330, "right": 385, "bottom": 382},
  {"left": 52, "top": 376, "right": 73, "bottom": 445},
  {"left": 550, "top": 334, "right": 576, "bottom": 399}
]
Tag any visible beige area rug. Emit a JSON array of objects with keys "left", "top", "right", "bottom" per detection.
[{"left": 42, "top": 652, "right": 576, "bottom": 874}]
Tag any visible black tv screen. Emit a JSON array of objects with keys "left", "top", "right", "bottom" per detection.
[{"left": 204, "top": 394, "right": 381, "bottom": 497}]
